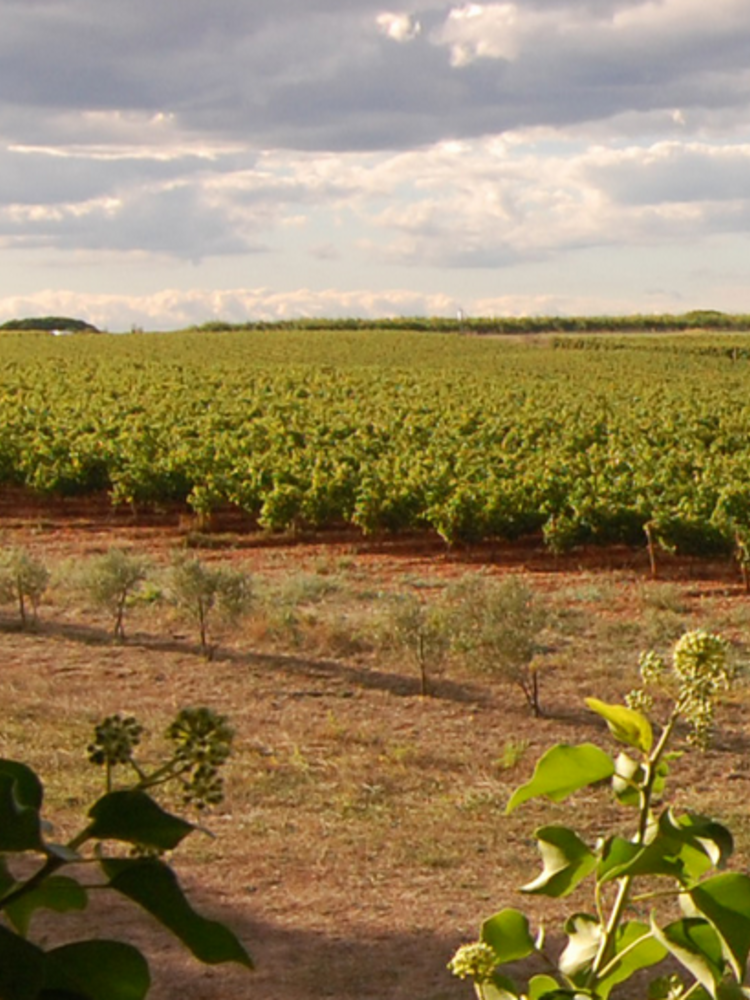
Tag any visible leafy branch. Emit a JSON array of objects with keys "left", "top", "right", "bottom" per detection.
[
  {"left": 450, "top": 630, "right": 747, "bottom": 1000},
  {"left": 0, "top": 706, "right": 251, "bottom": 1000}
]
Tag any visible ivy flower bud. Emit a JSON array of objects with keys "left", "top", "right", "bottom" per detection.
[
  {"left": 87, "top": 714, "right": 143, "bottom": 767},
  {"left": 638, "top": 650, "right": 666, "bottom": 686},
  {"left": 448, "top": 942, "right": 499, "bottom": 983},
  {"left": 672, "top": 630, "right": 730, "bottom": 688}
]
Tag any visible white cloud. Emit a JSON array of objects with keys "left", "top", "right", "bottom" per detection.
[{"left": 376, "top": 11, "right": 421, "bottom": 42}]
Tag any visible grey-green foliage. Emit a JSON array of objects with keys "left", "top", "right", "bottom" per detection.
[
  {"left": 83, "top": 549, "right": 150, "bottom": 640},
  {"left": 170, "top": 555, "right": 252, "bottom": 655},
  {"left": 0, "top": 547, "right": 50, "bottom": 627},
  {"left": 450, "top": 574, "right": 547, "bottom": 715},
  {"left": 389, "top": 592, "right": 450, "bottom": 696}
]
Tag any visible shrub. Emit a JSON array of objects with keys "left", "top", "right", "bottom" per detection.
[
  {"left": 0, "top": 547, "right": 50, "bottom": 627},
  {"left": 169, "top": 555, "right": 252, "bottom": 655},
  {"left": 450, "top": 575, "right": 548, "bottom": 715},
  {"left": 82, "top": 549, "right": 150, "bottom": 640},
  {"left": 389, "top": 592, "right": 450, "bottom": 696}
]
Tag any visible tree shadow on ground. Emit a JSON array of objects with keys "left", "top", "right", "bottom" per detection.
[{"left": 0, "top": 614, "right": 487, "bottom": 705}]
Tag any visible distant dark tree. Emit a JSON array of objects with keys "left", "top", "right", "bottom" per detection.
[{"left": 0, "top": 316, "right": 100, "bottom": 333}]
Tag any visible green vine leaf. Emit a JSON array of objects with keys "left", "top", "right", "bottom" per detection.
[
  {"left": 506, "top": 744, "right": 615, "bottom": 814},
  {"left": 480, "top": 909, "right": 536, "bottom": 965},
  {"left": 0, "top": 924, "right": 45, "bottom": 1000},
  {"left": 595, "top": 921, "right": 667, "bottom": 1000},
  {"left": 43, "top": 940, "right": 151, "bottom": 1000},
  {"left": 690, "top": 874, "right": 750, "bottom": 982},
  {"left": 0, "top": 766, "right": 44, "bottom": 853},
  {"left": 521, "top": 826, "right": 598, "bottom": 898},
  {"left": 649, "top": 917, "right": 724, "bottom": 999},
  {"left": 527, "top": 974, "right": 561, "bottom": 999},
  {"left": 102, "top": 858, "right": 253, "bottom": 968},
  {"left": 585, "top": 699, "right": 653, "bottom": 754},
  {"left": 87, "top": 790, "right": 194, "bottom": 850},
  {"left": 4, "top": 876, "right": 88, "bottom": 938}
]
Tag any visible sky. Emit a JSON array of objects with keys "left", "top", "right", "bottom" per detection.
[{"left": 2, "top": 0, "right": 750, "bottom": 331}]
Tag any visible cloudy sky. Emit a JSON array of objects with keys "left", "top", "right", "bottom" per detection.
[{"left": 2, "top": 0, "right": 750, "bottom": 330}]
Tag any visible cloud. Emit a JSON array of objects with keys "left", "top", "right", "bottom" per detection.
[
  {"left": 376, "top": 11, "right": 421, "bottom": 42},
  {"left": 4, "top": 0, "right": 750, "bottom": 153}
]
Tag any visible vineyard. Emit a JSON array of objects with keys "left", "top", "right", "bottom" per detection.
[{"left": 2, "top": 327, "right": 750, "bottom": 563}]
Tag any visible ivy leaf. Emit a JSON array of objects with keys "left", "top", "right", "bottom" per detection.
[
  {"left": 559, "top": 913, "right": 602, "bottom": 979},
  {"left": 595, "top": 921, "right": 667, "bottom": 999},
  {"left": 102, "top": 858, "right": 253, "bottom": 968},
  {"left": 5, "top": 876, "right": 88, "bottom": 938},
  {"left": 87, "top": 791, "right": 194, "bottom": 850},
  {"left": 0, "top": 924, "right": 45, "bottom": 1000},
  {"left": 599, "top": 811, "right": 733, "bottom": 887},
  {"left": 528, "top": 974, "right": 561, "bottom": 999},
  {"left": 506, "top": 744, "right": 615, "bottom": 814},
  {"left": 663, "top": 812, "right": 734, "bottom": 873},
  {"left": 480, "top": 909, "right": 536, "bottom": 965},
  {"left": 586, "top": 699, "right": 653, "bottom": 753},
  {"left": 690, "top": 874, "right": 750, "bottom": 982},
  {"left": 650, "top": 917, "right": 724, "bottom": 999},
  {"left": 0, "top": 766, "right": 44, "bottom": 853},
  {"left": 43, "top": 940, "right": 150, "bottom": 1000},
  {"left": 0, "top": 760, "right": 43, "bottom": 810},
  {"left": 598, "top": 835, "right": 685, "bottom": 884},
  {"left": 521, "top": 826, "right": 598, "bottom": 898}
]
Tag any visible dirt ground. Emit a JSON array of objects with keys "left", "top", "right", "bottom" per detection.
[{"left": 2, "top": 495, "right": 750, "bottom": 1000}]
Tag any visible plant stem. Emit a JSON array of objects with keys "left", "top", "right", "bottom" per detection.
[{"left": 586, "top": 711, "right": 679, "bottom": 987}]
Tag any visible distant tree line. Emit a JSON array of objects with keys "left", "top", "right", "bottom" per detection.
[{"left": 189, "top": 310, "right": 750, "bottom": 335}]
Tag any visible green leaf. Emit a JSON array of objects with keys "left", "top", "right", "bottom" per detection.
[
  {"left": 87, "top": 791, "right": 194, "bottom": 850},
  {"left": 521, "top": 826, "right": 598, "bottom": 898},
  {"left": 611, "top": 752, "right": 643, "bottom": 807},
  {"left": 559, "top": 913, "right": 602, "bottom": 979},
  {"left": 664, "top": 813, "right": 734, "bottom": 873},
  {"left": 506, "top": 744, "right": 615, "bottom": 814},
  {"left": 528, "top": 974, "right": 561, "bottom": 999},
  {"left": 5, "top": 876, "right": 88, "bottom": 937},
  {"left": 0, "top": 773, "right": 44, "bottom": 852},
  {"left": 650, "top": 917, "right": 724, "bottom": 999},
  {"left": 102, "top": 858, "right": 253, "bottom": 968},
  {"left": 599, "top": 811, "right": 733, "bottom": 887},
  {"left": 690, "top": 873, "right": 750, "bottom": 981},
  {"left": 0, "top": 923, "right": 46, "bottom": 1000},
  {"left": 595, "top": 921, "right": 667, "bottom": 999},
  {"left": 43, "top": 941, "right": 150, "bottom": 1000},
  {"left": 479, "top": 978, "right": 520, "bottom": 1000},
  {"left": 598, "top": 835, "right": 685, "bottom": 884},
  {"left": 480, "top": 909, "right": 536, "bottom": 964},
  {"left": 0, "top": 761, "right": 43, "bottom": 810},
  {"left": 586, "top": 699, "right": 653, "bottom": 753}
]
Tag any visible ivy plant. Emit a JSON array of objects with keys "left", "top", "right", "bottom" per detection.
[
  {"left": 450, "top": 630, "right": 749, "bottom": 1000},
  {"left": 0, "top": 706, "right": 252, "bottom": 1000}
]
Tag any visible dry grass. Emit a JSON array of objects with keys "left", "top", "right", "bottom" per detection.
[{"left": 2, "top": 516, "right": 750, "bottom": 1000}]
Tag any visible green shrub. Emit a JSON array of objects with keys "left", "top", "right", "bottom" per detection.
[
  {"left": 0, "top": 548, "right": 50, "bottom": 627},
  {"left": 450, "top": 575, "right": 548, "bottom": 715},
  {"left": 82, "top": 549, "right": 150, "bottom": 640},
  {"left": 169, "top": 555, "right": 252, "bottom": 655}
]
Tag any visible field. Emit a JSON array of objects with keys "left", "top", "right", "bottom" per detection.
[
  {"left": 2, "top": 328, "right": 750, "bottom": 1000},
  {"left": 4, "top": 327, "right": 750, "bottom": 556}
]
